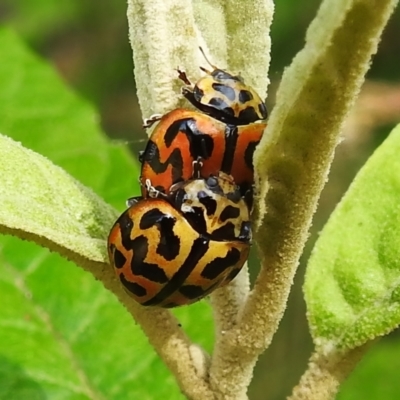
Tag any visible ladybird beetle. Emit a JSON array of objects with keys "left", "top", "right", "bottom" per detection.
[
  {"left": 139, "top": 108, "right": 266, "bottom": 197},
  {"left": 168, "top": 172, "right": 251, "bottom": 241},
  {"left": 108, "top": 174, "right": 251, "bottom": 307},
  {"left": 177, "top": 47, "right": 268, "bottom": 125}
]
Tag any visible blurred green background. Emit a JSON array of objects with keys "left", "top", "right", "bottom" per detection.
[{"left": 1, "top": 1, "right": 399, "bottom": 399}]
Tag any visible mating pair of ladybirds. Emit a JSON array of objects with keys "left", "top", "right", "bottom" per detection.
[{"left": 108, "top": 48, "right": 268, "bottom": 308}]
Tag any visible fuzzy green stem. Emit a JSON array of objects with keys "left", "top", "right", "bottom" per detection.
[
  {"left": 288, "top": 345, "right": 371, "bottom": 400},
  {"left": 208, "top": 0, "right": 398, "bottom": 396}
]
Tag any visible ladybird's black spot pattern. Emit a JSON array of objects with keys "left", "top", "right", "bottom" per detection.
[
  {"left": 140, "top": 208, "right": 167, "bottom": 230},
  {"left": 166, "top": 118, "right": 215, "bottom": 162},
  {"left": 113, "top": 248, "right": 127, "bottom": 269},
  {"left": 208, "top": 97, "right": 231, "bottom": 113},
  {"left": 142, "top": 137, "right": 184, "bottom": 181},
  {"left": 210, "top": 222, "right": 236, "bottom": 241},
  {"left": 179, "top": 284, "right": 207, "bottom": 300},
  {"left": 238, "top": 107, "right": 258, "bottom": 124},
  {"left": 182, "top": 206, "right": 208, "bottom": 235},
  {"left": 220, "top": 125, "right": 238, "bottom": 175},
  {"left": 201, "top": 247, "right": 241, "bottom": 280},
  {"left": 117, "top": 212, "right": 134, "bottom": 250},
  {"left": 180, "top": 278, "right": 221, "bottom": 300},
  {"left": 259, "top": 102, "right": 268, "bottom": 119},
  {"left": 238, "top": 89, "right": 253, "bottom": 104},
  {"left": 141, "top": 140, "right": 157, "bottom": 162},
  {"left": 120, "top": 274, "right": 147, "bottom": 297},
  {"left": 156, "top": 216, "right": 180, "bottom": 261},
  {"left": 219, "top": 205, "right": 240, "bottom": 222},
  {"left": 143, "top": 237, "right": 209, "bottom": 306},
  {"left": 197, "top": 193, "right": 217, "bottom": 216},
  {"left": 212, "top": 83, "right": 236, "bottom": 102},
  {"left": 244, "top": 141, "right": 258, "bottom": 171},
  {"left": 183, "top": 89, "right": 239, "bottom": 124},
  {"left": 185, "top": 119, "right": 214, "bottom": 160},
  {"left": 164, "top": 119, "right": 187, "bottom": 146},
  {"left": 130, "top": 235, "right": 169, "bottom": 284}
]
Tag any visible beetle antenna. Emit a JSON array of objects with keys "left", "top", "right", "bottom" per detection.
[{"left": 199, "top": 46, "right": 217, "bottom": 70}]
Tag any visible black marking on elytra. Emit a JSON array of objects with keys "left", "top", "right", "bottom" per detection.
[
  {"left": 201, "top": 247, "right": 241, "bottom": 280},
  {"left": 143, "top": 237, "right": 209, "bottom": 306},
  {"left": 238, "top": 89, "right": 253, "bottom": 104},
  {"left": 220, "top": 124, "right": 239, "bottom": 175},
  {"left": 244, "top": 141, "right": 258, "bottom": 171},
  {"left": 208, "top": 97, "right": 232, "bottom": 113},
  {"left": 117, "top": 212, "right": 134, "bottom": 250},
  {"left": 259, "top": 102, "right": 268, "bottom": 119},
  {"left": 182, "top": 206, "right": 208, "bottom": 236},
  {"left": 129, "top": 235, "right": 169, "bottom": 284},
  {"left": 164, "top": 118, "right": 215, "bottom": 162},
  {"left": 179, "top": 284, "right": 207, "bottom": 300},
  {"left": 120, "top": 274, "right": 147, "bottom": 297},
  {"left": 139, "top": 208, "right": 167, "bottom": 230},
  {"left": 238, "top": 107, "right": 258, "bottom": 124},
  {"left": 139, "top": 208, "right": 180, "bottom": 260},
  {"left": 212, "top": 83, "right": 236, "bottom": 102},
  {"left": 197, "top": 192, "right": 217, "bottom": 216},
  {"left": 219, "top": 205, "right": 240, "bottom": 222},
  {"left": 113, "top": 248, "right": 127, "bottom": 269},
  {"left": 210, "top": 222, "right": 237, "bottom": 241},
  {"left": 186, "top": 119, "right": 215, "bottom": 160},
  {"left": 156, "top": 216, "right": 180, "bottom": 261},
  {"left": 179, "top": 278, "right": 221, "bottom": 300},
  {"left": 141, "top": 140, "right": 157, "bottom": 163},
  {"left": 183, "top": 88, "right": 241, "bottom": 125},
  {"left": 142, "top": 139, "right": 184, "bottom": 182}
]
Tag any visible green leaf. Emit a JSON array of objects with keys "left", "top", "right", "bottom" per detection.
[
  {"left": 305, "top": 124, "right": 400, "bottom": 351},
  {"left": 0, "top": 133, "right": 115, "bottom": 263},
  {"left": 338, "top": 335, "right": 400, "bottom": 399},
  {"left": 0, "top": 27, "right": 214, "bottom": 399}
]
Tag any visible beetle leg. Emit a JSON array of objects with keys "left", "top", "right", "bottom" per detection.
[
  {"left": 192, "top": 157, "right": 203, "bottom": 179},
  {"left": 143, "top": 114, "right": 163, "bottom": 129},
  {"left": 177, "top": 68, "right": 193, "bottom": 87},
  {"left": 144, "top": 179, "right": 168, "bottom": 199}
]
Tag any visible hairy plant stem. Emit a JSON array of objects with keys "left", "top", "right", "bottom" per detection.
[
  {"left": 206, "top": 0, "right": 399, "bottom": 397},
  {"left": 288, "top": 345, "right": 371, "bottom": 400},
  {"left": 124, "top": 0, "right": 398, "bottom": 398}
]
